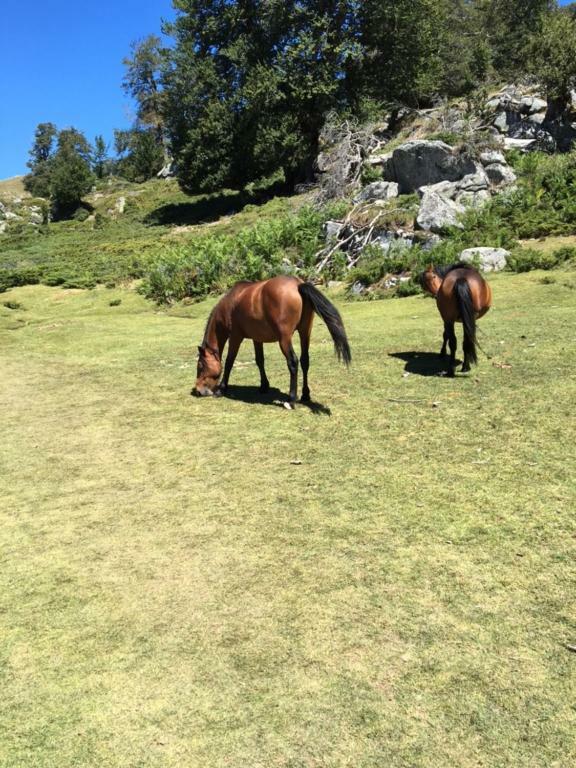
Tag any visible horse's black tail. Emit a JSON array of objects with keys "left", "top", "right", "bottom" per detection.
[
  {"left": 298, "top": 283, "right": 351, "bottom": 365},
  {"left": 454, "top": 277, "right": 477, "bottom": 366}
]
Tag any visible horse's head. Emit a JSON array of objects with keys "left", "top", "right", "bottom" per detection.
[
  {"left": 193, "top": 345, "right": 222, "bottom": 396},
  {"left": 420, "top": 265, "right": 442, "bottom": 297}
]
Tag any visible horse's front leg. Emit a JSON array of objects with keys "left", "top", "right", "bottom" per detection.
[
  {"left": 254, "top": 341, "right": 270, "bottom": 393},
  {"left": 279, "top": 336, "right": 299, "bottom": 408},
  {"left": 216, "top": 334, "right": 242, "bottom": 395}
]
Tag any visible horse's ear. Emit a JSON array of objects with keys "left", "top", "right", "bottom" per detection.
[
  {"left": 428, "top": 263, "right": 433, "bottom": 271},
  {"left": 197, "top": 345, "right": 203, "bottom": 354}
]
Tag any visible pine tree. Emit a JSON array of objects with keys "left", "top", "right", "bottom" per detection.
[
  {"left": 49, "top": 129, "right": 94, "bottom": 219},
  {"left": 24, "top": 122, "right": 58, "bottom": 197}
]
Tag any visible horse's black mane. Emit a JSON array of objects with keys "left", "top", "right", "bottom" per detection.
[
  {"left": 200, "top": 305, "right": 217, "bottom": 349},
  {"left": 434, "top": 261, "right": 474, "bottom": 278},
  {"left": 200, "top": 281, "right": 255, "bottom": 349}
]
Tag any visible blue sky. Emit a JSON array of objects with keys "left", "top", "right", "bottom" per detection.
[
  {"left": 0, "top": 1, "right": 175, "bottom": 178},
  {"left": 0, "top": 1, "right": 573, "bottom": 179}
]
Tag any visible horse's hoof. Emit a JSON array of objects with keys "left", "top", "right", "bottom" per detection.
[
  {"left": 283, "top": 401, "right": 295, "bottom": 410},
  {"left": 300, "top": 394, "right": 311, "bottom": 403},
  {"left": 447, "top": 370, "right": 455, "bottom": 378}
]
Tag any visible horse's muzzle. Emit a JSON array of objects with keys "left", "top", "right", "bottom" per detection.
[{"left": 192, "top": 386, "right": 214, "bottom": 397}]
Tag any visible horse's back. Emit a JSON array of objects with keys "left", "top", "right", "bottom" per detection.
[{"left": 228, "top": 276, "right": 304, "bottom": 342}]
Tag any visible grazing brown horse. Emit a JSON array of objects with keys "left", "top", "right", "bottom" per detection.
[
  {"left": 421, "top": 262, "right": 492, "bottom": 377},
  {"left": 193, "top": 276, "right": 351, "bottom": 406}
]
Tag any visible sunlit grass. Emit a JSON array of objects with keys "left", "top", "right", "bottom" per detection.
[{"left": 0, "top": 271, "right": 574, "bottom": 767}]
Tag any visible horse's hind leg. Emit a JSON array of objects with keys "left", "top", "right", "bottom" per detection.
[
  {"left": 447, "top": 322, "right": 457, "bottom": 377},
  {"left": 298, "top": 329, "right": 311, "bottom": 403},
  {"left": 279, "top": 336, "right": 299, "bottom": 408},
  {"left": 441, "top": 322, "right": 450, "bottom": 357},
  {"left": 254, "top": 341, "right": 270, "bottom": 393}
]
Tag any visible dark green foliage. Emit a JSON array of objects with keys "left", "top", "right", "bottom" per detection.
[
  {"left": 163, "top": 1, "right": 361, "bottom": 192},
  {"left": 2, "top": 301, "right": 24, "bottom": 310},
  {"left": 93, "top": 135, "right": 109, "bottom": 179},
  {"left": 114, "top": 128, "right": 164, "bottom": 183},
  {"left": 49, "top": 129, "right": 95, "bottom": 220},
  {"left": 529, "top": 9, "right": 576, "bottom": 102},
  {"left": 24, "top": 122, "right": 57, "bottom": 198},
  {"left": 481, "top": 0, "right": 552, "bottom": 78}
]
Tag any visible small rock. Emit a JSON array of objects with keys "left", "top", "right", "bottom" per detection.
[
  {"left": 479, "top": 150, "right": 505, "bottom": 166},
  {"left": 520, "top": 96, "right": 547, "bottom": 115},
  {"left": 493, "top": 111, "right": 509, "bottom": 133},
  {"left": 114, "top": 196, "right": 126, "bottom": 214},
  {"left": 355, "top": 181, "right": 399, "bottom": 203},
  {"left": 324, "top": 220, "right": 342, "bottom": 241},
  {"left": 485, "top": 163, "right": 517, "bottom": 187}
]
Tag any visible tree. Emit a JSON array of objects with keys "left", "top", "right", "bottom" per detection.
[
  {"left": 530, "top": 8, "right": 576, "bottom": 102},
  {"left": 24, "top": 122, "right": 58, "bottom": 197},
  {"left": 49, "top": 129, "right": 94, "bottom": 219},
  {"left": 114, "top": 128, "right": 164, "bottom": 182},
  {"left": 479, "top": 0, "right": 553, "bottom": 78},
  {"left": 123, "top": 35, "right": 166, "bottom": 137},
  {"left": 162, "top": 0, "right": 360, "bottom": 192},
  {"left": 93, "top": 135, "right": 109, "bottom": 179}
]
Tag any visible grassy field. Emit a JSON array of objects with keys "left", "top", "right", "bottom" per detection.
[{"left": 1, "top": 271, "right": 575, "bottom": 767}]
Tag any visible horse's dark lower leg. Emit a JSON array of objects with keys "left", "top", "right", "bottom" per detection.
[
  {"left": 462, "top": 335, "right": 474, "bottom": 372},
  {"left": 299, "top": 332, "right": 310, "bottom": 402},
  {"left": 447, "top": 323, "right": 457, "bottom": 377},
  {"left": 441, "top": 322, "right": 450, "bottom": 357},
  {"left": 254, "top": 341, "right": 269, "bottom": 393},
  {"left": 218, "top": 335, "right": 242, "bottom": 393},
  {"left": 280, "top": 339, "right": 299, "bottom": 407}
]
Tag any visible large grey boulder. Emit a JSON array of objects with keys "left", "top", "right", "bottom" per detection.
[
  {"left": 384, "top": 140, "right": 476, "bottom": 193},
  {"left": 416, "top": 191, "right": 465, "bottom": 233},
  {"left": 355, "top": 181, "right": 399, "bottom": 203},
  {"left": 460, "top": 247, "right": 509, "bottom": 272}
]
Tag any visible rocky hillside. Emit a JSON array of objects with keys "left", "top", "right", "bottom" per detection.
[{"left": 1, "top": 83, "right": 576, "bottom": 300}]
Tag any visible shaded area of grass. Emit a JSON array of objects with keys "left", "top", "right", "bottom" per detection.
[{"left": 0, "top": 273, "right": 574, "bottom": 767}]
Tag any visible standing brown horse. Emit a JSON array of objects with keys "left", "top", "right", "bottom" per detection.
[
  {"left": 193, "top": 276, "right": 351, "bottom": 406},
  {"left": 421, "top": 263, "right": 492, "bottom": 377}
]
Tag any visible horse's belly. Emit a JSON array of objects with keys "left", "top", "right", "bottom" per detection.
[{"left": 241, "top": 318, "right": 280, "bottom": 343}]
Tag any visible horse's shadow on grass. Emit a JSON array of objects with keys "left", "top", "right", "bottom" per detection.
[
  {"left": 389, "top": 351, "right": 462, "bottom": 377},
  {"left": 222, "top": 385, "right": 332, "bottom": 415}
]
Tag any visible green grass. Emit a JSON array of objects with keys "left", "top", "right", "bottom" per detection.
[{"left": 1, "top": 272, "right": 574, "bottom": 767}]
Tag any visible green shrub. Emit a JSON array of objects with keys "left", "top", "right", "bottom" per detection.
[
  {"left": 507, "top": 245, "right": 576, "bottom": 272},
  {"left": 141, "top": 206, "right": 327, "bottom": 303},
  {"left": 360, "top": 163, "right": 383, "bottom": 186}
]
